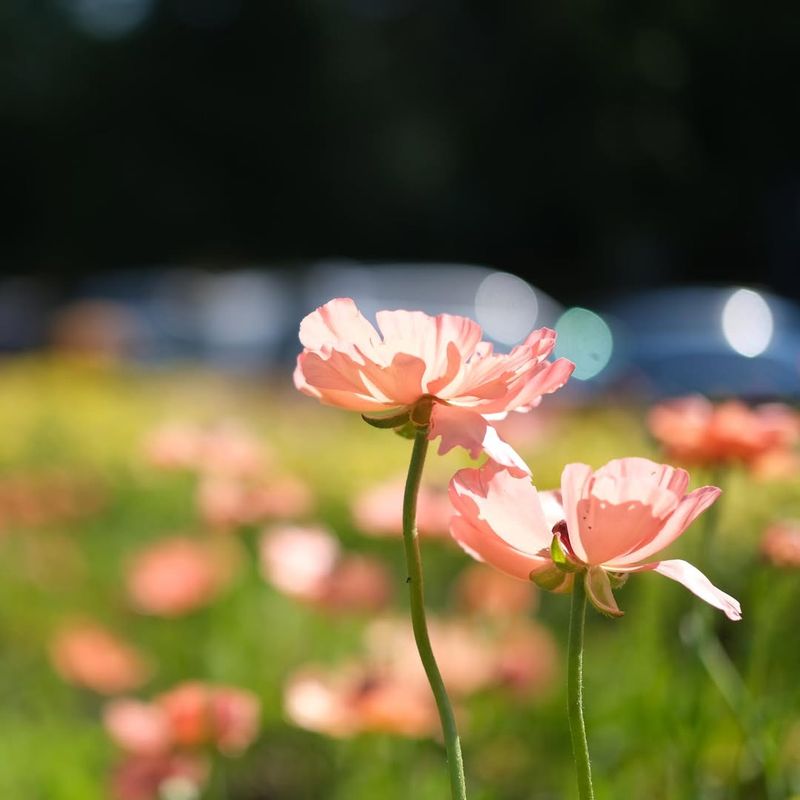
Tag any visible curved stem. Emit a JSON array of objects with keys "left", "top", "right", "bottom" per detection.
[
  {"left": 568, "top": 576, "right": 594, "bottom": 800},
  {"left": 402, "top": 428, "right": 467, "bottom": 800}
]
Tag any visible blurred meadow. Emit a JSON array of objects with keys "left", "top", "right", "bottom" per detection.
[{"left": 0, "top": 354, "right": 797, "bottom": 799}]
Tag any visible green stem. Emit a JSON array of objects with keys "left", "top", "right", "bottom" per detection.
[
  {"left": 568, "top": 576, "right": 594, "bottom": 800},
  {"left": 402, "top": 429, "right": 467, "bottom": 800}
]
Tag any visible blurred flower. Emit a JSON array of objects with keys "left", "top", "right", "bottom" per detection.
[
  {"left": 104, "top": 700, "right": 173, "bottom": 757},
  {"left": 156, "top": 682, "right": 261, "bottom": 756},
  {"left": 0, "top": 470, "right": 104, "bottom": 531},
  {"left": 197, "top": 474, "right": 315, "bottom": 530},
  {"left": 761, "top": 521, "right": 800, "bottom": 568},
  {"left": 126, "top": 537, "right": 238, "bottom": 617},
  {"left": 259, "top": 525, "right": 392, "bottom": 612},
  {"left": 751, "top": 448, "right": 800, "bottom": 481},
  {"left": 449, "top": 458, "right": 741, "bottom": 620},
  {"left": 110, "top": 753, "right": 208, "bottom": 800},
  {"left": 648, "top": 396, "right": 800, "bottom": 467},
  {"left": 352, "top": 477, "right": 452, "bottom": 538},
  {"left": 144, "top": 421, "right": 269, "bottom": 477},
  {"left": 453, "top": 563, "right": 537, "bottom": 617},
  {"left": 50, "top": 622, "right": 151, "bottom": 694},
  {"left": 492, "top": 622, "right": 558, "bottom": 696},
  {"left": 365, "top": 617, "right": 495, "bottom": 697},
  {"left": 283, "top": 665, "right": 439, "bottom": 739},
  {"left": 294, "top": 298, "right": 573, "bottom": 475}
]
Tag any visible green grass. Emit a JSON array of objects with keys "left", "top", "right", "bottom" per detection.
[{"left": 0, "top": 358, "right": 797, "bottom": 799}]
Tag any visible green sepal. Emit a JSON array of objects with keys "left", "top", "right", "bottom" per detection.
[
  {"left": 531, "top": 564, "right": 573, "bottom": 592},
  {"left": 361, "top": 410, "right": 411, "bottom": 429},
  {"left": 584, "top": 567, "right": 624, "bottom": 619},
  {"left": 550, "top": 535, "right": 580, "bottom": 573},
  {"left": 393, "top": 421, "right": 418, "bottom": 439}
]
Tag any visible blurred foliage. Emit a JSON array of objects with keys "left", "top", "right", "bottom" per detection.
[{"left": 0, "top": 358, "right": 797, "bottom": 798}]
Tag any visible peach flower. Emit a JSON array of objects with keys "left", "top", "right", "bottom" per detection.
[
  {"left": 453, "top": 563, "right": 537, "bottom": 617},
  {"left": 156, "top": 682, "right": 261, "bottom": 755},
  {"left": 283, "top": 665, "right": 439, "bottom": 739},
  {"left": 449, "top": 458, "right": 741, "bottom": 620},
  {"left": 493, "top": 621, "right": 558, "bottom": 696},
  {"left": 761, "top": 521, "right": 800, "bottom": 568},
  {"left": 126, "top": 537, "right": 237, "bottom": 617},
  {"left": 648, "top": 396, "right": 800, "bottom": 466},
  {"left": 144, "top": 421, "right": 268, "bottom": 477},
  {"left": 197, "top": 474, "right": 315, "bottom": 530},
  {"left": 352, "top": 478, "right": 453, "bottom": 538},
  {"left": 50, "top": 622, "right": 151, "bottom": 694},
  {"left": 110, "top": 753, "right": 208, "bottom": 800},
  {"left": 259, "top": 525, "right": 392, "bottom": 612},
  {"left": 294, "top": 298, "right": 573, "bottom": 474},
  {"left": 104, "top": 700, "right": 173, "bottom": 757}
]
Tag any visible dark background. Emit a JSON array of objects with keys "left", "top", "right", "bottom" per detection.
[{"left": 2, "top": 0, "right": 800, "bottom": 302}]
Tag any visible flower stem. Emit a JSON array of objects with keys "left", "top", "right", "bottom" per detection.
[
  {"left": 402, "top": 428, "right": 467, "bottom": 800},
  {"left": 568, "top": 576, "right": 594, "bottom": 800}
]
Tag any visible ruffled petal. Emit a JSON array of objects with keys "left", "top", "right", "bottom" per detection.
[
  {"left": 618, "top": 559, "right": 741, "bottom": 621},
  {"left": 559, "top": 463, "right": 593, "bottom": 563},
  {"left": 449, "top": 461, "right": 552, "bottom": 554},
  {"left": 299, "top": 298, "right": 381, "bottom": 356},
  {"left": 609, "top": 486, "right": 721, "bottom": 566},
  {"left": 428, "top": 405, "right": 530, "bottom": 476}
]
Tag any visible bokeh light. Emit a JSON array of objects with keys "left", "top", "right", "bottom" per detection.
[
  {"left": 62, "top": 0, "right": 155, "bottom": 39},
  {"left": 474, "top": 271, "right": 539, "bottom": 345},
  {"left": 554, "top": 307, "right": 613, "bottom": 381},
  {"left": 721, "top": 288, "right": 774, "bottom": 358}
]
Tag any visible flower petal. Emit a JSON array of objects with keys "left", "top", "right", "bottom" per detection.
[
  {"left": 429, "top": 405, "right": 530, "bottom": 476},
  {"left": 559, "top": 463, "right": 593, "bottom": 563},
  {"left": 609, "top": 486, "right": 721, "bottom": 566},
  {"left": 449, "top": 461, "right": 552, "bottom": 555},
  {"left": 620, "top": 559, "right": 741, "bottom": 621},
  {"left": 299, "top": 298, "right": 381, "bottom": 355}
]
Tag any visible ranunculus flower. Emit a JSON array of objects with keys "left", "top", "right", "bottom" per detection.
[
  {"left": 761, "top": 520, "right": 800, "bottom": 568},
  {"left": 104, "top": 700, "right": 173, "bottom": 757},
  {"left": 449, "top": 457, "right": 741, "bottom": 620},
  {"left": 126, "top": 537, "right": 238, "bottom": 617},
  {"left": 648, "top": 396, "right": 800, "bottom": 466},
  {"left": 294, "top": 298, "right": 574, "bottom": 474},
  {"left": 197, "top": 474, "right": 315, "bottom": 530},
  {"left": 352, "top": 477, "right": 453, "bottom": 539},
  {"left": 110, "top": 753, "right": 208, "bottom": 800},
  {"left": 259, "top": 525, "right": 392, "bottom": 612},
  {"left": 453, "top": 563, "right": 538, "bottom": 617},
  {"left": 156, "top": 681, "right": 261, "bottom": 755},
  {"left": 50, "top": 621, "right": 152, "bottom": 695},
  {"left": 284, "top": 664, "right": 440, "bottom": 739}
]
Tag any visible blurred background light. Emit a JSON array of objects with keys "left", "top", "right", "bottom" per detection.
[
  {"left": 554, "top": 307, "right": 613, "bottom": 381},
  {"left": 474, "top": 271, "right": 539, "bottom": 345},
  {"left": 62, "top": 0, "right": 155, "bottom": 38},
  {"left": 722, "top": 288, "right": 774, "bottom": 358}
]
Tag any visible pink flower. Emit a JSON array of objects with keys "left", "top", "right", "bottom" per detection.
[
  {"left": 104, "top": 700, "right": 173, "bottom": 757},
  {"left": 156, "top": 682, "right": 261, "bottom": 755},
  {"left": 294, "top": 298, "right": 574, "bottom": 474},
  {"left": 259, "top": 525, "right": 392, "bottom": 612},
  {"left": 50, "top": 622, "right": 152, "bottom": 695},
  {"left": 110, "top": 753, "right": 208, "bottom": 800},
  {"left": 352, "top": 477, "right": 453, "bottom": 538},
  {"left": 197, "top": 474, "right": 315, "bottom": 530},
  {"left": 449, "top": 458, "right": 741, "bottom": 620},
  {"left": 648, "top": 396, "right": 800, "bottom": 466},
  {"left": 453, "top": 563, "right": 538, "bottom": 617},
  {"left": 283, "top": 665, "right": 440, "bottom": 739},
  {"left": 126, "top": 537, "right": 238, "bottom": 617},
  {"left": 761, "top": 520, "right": 800, "bottom": 568}
]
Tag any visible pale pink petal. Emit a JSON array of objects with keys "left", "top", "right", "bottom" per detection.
[
  {"left": 299, "top": 298, "right": 380, "bottom": 355},
  {"left": 429, "top": 405, "right": 530, "bottom": 476},
  {"left": 620, "top": 559, "right": 741, "bottom": 621},
  {"left": 609, "top": 485, "right": 721, "bottom": 566},
  {"left": 449, "top": 462, "right": 552, "bottom": 554},
  {"left": 559, "top": 463, "right": 593, "bottom": 563},
  {"left": 538, "top": 489, "right": 565, "bottom": 532},
  {"left": 510, "top": 357, "right": 576, "bottom": 411}
]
